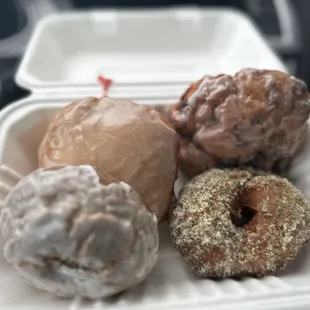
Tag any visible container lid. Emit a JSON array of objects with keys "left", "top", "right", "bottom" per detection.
[{"left": 16, "top": 7, "right": 286, "bottom": 97}]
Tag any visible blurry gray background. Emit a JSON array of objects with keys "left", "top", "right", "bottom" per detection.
[{"left": 0, "top": 0, "right": 308, "bottom": 107}]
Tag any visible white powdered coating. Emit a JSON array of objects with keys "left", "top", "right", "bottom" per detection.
[
  {"left": 1, "top": 165, "right": 159, "bottom": 299},
  {"left": 170, "top": 169, "right": 310, "bottom": 278}
]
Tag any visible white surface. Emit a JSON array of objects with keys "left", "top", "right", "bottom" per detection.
[
  {"left": 16, "top": 8, "right": 286, "bottom": 96},
  {"left": 0, "top": 97, "right": 310, "bottom": 309}
]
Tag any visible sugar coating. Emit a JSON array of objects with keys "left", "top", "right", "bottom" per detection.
[
  {"left": 1, "top": 165, "right": 159, "bottom": 299},
  {"left": 170, "top": 169, "right": 310, "bottom": 278}
]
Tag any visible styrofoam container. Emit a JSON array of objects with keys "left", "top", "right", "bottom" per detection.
[
  {"left": 1, "top": 96, "right": 310, "bottom": 310},
  {"left": 0, "top": 7, "right": 306, "bottom": 310},
  {"left": 16, "top": 8, "right": 286, "bottom": 97}
]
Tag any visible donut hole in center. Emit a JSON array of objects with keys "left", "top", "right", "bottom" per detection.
[{"left": 230, "top": 192, "right": 257, "bottom": 227}]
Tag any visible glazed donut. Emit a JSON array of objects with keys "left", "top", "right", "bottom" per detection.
[
  {"left": 170, "top": 169, "right": 310, "bottom": 278},
  {"left": 38, "top": 97, "right": 178, "bottom": 221},
  {"left": 170, "top": 69, "right": 310, "bottom": 177}
]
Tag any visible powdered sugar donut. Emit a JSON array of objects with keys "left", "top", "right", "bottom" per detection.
[{"left": 1, "top": 165, "right": 159, "bottom": 298}]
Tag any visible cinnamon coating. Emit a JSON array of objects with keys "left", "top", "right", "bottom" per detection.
[
  {"left": 38, "top": 97, "right": 178, "bottom": 221},
  {"left": 170, "top": 169, "right": 310, "bottom": 278},
  {"left": 170, "top": 69, "right": 310, "bottom": 177}
]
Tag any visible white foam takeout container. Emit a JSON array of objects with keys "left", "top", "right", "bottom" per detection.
[
  {"left": 15, "top": 7, "right": 286, "bottom": 98},
  {"left": 0, "top": 7, "right": 307, "bottom": 310}
]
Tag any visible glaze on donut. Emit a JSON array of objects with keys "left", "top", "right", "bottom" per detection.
[
  {"left": 170, "top": 169, "right": 310, "bottom": 277},
  {"left": 38, "top": 97, "right": 178, "bottom": 221},
  {"left": 170, "top": 69, "right": 310, "bottom": 177}
]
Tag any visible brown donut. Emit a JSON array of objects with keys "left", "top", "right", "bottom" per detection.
[
  {"left": 170, "top": 69, "right": 310, "bottom": 177},
  {"left": 38, "top": 97, "right": 178, "bottom": 221},
  {"left": 170, "top": 169, "right": 310, "bottom": 278}
]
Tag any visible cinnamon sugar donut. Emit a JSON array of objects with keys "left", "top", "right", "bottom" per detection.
[{"left": 170, "top": 169, "right": 310, "bottom": 277}]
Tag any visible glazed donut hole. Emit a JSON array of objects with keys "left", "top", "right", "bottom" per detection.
[{"left": 38, "top": 97, "right": 178, "bottom": 222}]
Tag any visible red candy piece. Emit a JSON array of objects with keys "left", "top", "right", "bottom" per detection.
[{"left": 98, "top": 75, "right": 113, "bottom": 97}]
